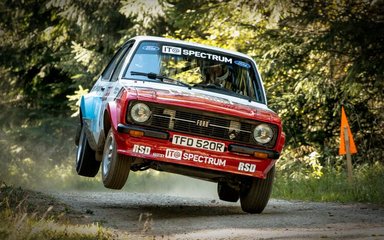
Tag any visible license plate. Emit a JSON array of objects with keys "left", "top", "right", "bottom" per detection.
[{"left": 172, "top": 135, "right": 225, "bottom": 152}]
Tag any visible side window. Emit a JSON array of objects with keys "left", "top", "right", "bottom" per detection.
[
  {"left": 101, "top": 48, "right": 125, "bottom": 81},
  {"left": 110, "top": 45, "right": 132, "bottom": 82}
]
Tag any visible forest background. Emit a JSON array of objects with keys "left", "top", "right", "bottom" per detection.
[{"left": 0, "top": 0, "right": 383, "bottom": 203}]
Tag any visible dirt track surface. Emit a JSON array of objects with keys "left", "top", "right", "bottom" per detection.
[{"left": 49, "top": 191, "right": 384, "bottom": 239}]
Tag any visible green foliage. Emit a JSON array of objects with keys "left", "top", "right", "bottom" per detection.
[
  {"left": 278, "top": 145, "right": 325, "bottom": 179},
  {"left": 0, "top": 0, "right": 71, "bottom": 110},
  {"left": 0, "top": 0, "right": 167, "bottom": 112},
  {"left": 273, "top": 161, "right": 384, "bottom": 204}
]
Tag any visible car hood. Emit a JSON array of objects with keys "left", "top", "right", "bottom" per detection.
[{"left": 122, "top": 83, "right": 281, "bottom": 124}]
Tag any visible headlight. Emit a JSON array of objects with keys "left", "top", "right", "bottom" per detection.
[
  {"left": 253, "top": 124, "right": 274, "bottom": 144},
  {"left": 130, "top": 103, "right": 151, "bottom": 123}
]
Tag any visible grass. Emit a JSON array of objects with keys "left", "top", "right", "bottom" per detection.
[
  {"left": 0, "top": 218, "right": 111, "bottom": 240},
  {"left": 272, "top": 162, "right": 384, "bottom": 205},
  {"left": 0, "top": 184, "right": 114, "bottom": 240}
]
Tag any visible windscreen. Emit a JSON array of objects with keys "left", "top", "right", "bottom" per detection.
[{"left": 123, "top": 41, "right": 265, "bottom": 103}]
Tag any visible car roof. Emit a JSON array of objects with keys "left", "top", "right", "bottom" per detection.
[{"left": 129, "top": 35, "right": 253, "bottom": 61}]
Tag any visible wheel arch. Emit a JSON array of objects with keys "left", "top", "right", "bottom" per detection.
[
  {"left": 103, "top": 101, "right": 119, "bottom": 135},
  {"left": 103, "top": 109, "right": 111, "bottom": 138}
]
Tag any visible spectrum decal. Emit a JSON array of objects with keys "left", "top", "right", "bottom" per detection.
[
  {"left": 182, "top": 50, "right": 232, "bottom": 64},
  {"left": 162, "top": 45, "right": 232, "bottom": 64},
  {"left": 182, "top": 153, "right": 226, "bottom": 167}
]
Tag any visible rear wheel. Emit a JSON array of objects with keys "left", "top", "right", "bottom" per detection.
[
  {"left": 217, "top": 182, "right": 239, "bottom": 202},
  {"left": 75, "top": 125, "right": 101, "bottom": 177},
  {"left": 240, "top": 166, "right": 275, "bottom": 214},
  {"left": 101, "top": 128, "right": 132, "bottom": 189}
]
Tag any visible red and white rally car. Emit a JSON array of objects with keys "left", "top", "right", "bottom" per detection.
[{"left": 75, "top": 36, "right": 285, "bottom": 213}]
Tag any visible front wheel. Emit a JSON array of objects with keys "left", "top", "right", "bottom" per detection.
[
  {"left": 240, "top": 166, "right": 275, "bottom": 214},
  {"left": 101, "top": 128, "right": 132, "bottom": 189},
  {"left": 75, "top": 125, "right": 101, "bottom": 177}
]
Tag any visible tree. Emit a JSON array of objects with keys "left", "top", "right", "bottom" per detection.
[{"left": 0, "top": 0, "right": 168, "bottom": 112}]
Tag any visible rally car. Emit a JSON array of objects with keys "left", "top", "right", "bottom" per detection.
[{"left": 75, "top": 36, "right": 285, "bottom": 213}]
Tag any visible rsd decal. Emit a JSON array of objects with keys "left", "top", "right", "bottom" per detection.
[
  {"left": 238, "top": 162, "right": 256, "bottom": 173},
  {"left": 133, "top": 145, "right": 151, "bottom": 155}
]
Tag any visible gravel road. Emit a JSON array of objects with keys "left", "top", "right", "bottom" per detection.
[{"left": 49, "top": 190, "right": 384, "bottom": 239}]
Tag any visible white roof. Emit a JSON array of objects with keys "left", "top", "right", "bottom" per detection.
[{"left": 130, "top": 35, "right": 253, "bottom": 61}]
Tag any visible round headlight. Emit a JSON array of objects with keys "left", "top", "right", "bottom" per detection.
[
  {"left": 130, "top": 103, "right": 151, "bottom": 123},
  {"left": 253, "top": 124, "right": 274, "bottom": 144}
]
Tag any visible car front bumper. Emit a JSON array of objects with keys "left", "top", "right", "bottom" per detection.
[{"left": 115, "top": 123, "right": 279, "bottom": 179}]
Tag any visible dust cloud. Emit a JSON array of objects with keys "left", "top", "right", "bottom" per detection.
[{"left": 125, "top": 171, "right": 217, "bottom": 199}]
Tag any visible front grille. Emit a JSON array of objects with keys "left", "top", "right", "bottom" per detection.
[{"left": 128, "top": 102, "right": 276, "bottom": 148}]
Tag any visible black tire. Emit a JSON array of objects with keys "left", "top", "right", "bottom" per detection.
[
  {"left": 76, "top": 125, "right": 101, "bottom": 177},
  {"left": 75, "top": 124, "right": 81, "bottom": 146},
  {"left": 217, "top": 182, "right": 239, "bottom": 202},
  {"left": 240, "top": 166, "right": 275, "bottom": 214},
  {"left": 75, "top": 114, "right": 82, "bottom": 146},
  {"left": 101, "top": 128, "right": 132, "bottom": 189}
]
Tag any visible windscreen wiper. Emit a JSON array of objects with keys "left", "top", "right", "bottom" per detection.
[{"left": 130, "top": 71, "right": 191, "bottom": 88}]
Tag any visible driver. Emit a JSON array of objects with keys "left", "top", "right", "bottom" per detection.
[{"left": 204, "top": 64, "right": 230, "bottom": 86}]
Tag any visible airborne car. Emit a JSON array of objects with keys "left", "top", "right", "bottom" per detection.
[{"left": 75, "top": 36, "right": 285, "bottom": 213}]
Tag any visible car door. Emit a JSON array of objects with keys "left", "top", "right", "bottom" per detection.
[{"left": 92, "top": 43, "right": 134, "bottom": 148}]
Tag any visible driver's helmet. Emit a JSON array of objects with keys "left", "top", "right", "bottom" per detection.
[{"left": 202, "top": 64, "right": 230, "bottom": 86}]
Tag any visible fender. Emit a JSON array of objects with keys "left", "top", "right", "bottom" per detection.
[
  {"left": 80, "top": 93, "right": 102, "bottom": 150},
  {"left": 105, "top": 101, "right": 120, "bottom": 134}
]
